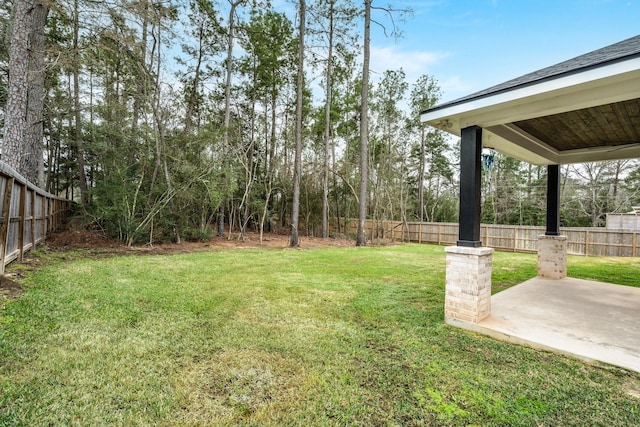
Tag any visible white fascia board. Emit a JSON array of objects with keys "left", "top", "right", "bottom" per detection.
[
  {"left": 482, "top": 137, "right": 554, "bottom": 165},
  {"left": 555, "top": 144, "right": 640, "bottom": 164},
  {"left": 484, "top": 125, "right": 559, "bottom": 165},
  {"left": 421, "top": 57, "right": 640, "bottom": 127},
  {"left": 461, "top": 70, "right": 640, "bottom": 128}
]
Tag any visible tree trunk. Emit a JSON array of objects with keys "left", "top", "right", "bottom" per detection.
[
  {"left": 24, "top": 0, "right": 49, "bottom": 185},
  {"left": 224, "top": 0, "right": 243, "bottom": 142},
  {"left": 184, "top": 22, "right": 204, "bottom": 134},
  {"left": 238, "top": 56, "right": 258, "bottom": 240},
  {"left": 217, "top": 206, "right": 225, "bottom": 237},
  {"left": 131, "top": 0, "right": 148, "bottom": 139},
  {"left": 221, "top": 0, "right": 244, "bottom": 237},
  {"left": 289, "top": 0, "right": 305, "bottom": 248},
  {"left": 356, "top": 0, "right": 371, "bottom": 246},
  {"left": 156, "top": 19, "right": 180, "bottom": 243},
  {"left": 612, "top": 160, "right": 622, "bottom": 206},
  {"left": 72, "top": 0, "right": 88, "bottom": 206},
  {"left": 4, "top": 0, "right": 32, "bottom": 177},
  {"left": 321, "top": 0, "right": 335, "bottom": 239},
  {"left": 418, "top": 127, "right": 425, "bottom": 221}
]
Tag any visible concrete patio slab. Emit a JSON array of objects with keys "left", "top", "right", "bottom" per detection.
[{"left": 446, "top": 277, "right": 640, "bottom": 373}]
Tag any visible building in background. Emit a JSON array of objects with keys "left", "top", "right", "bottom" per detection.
[{"left": 606, "top": 207, "right": 640, "bottom": 231}]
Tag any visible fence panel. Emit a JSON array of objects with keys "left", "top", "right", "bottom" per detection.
[
  {"left": 329, "top": 218, "right": 640, "bottom": 257},
  {"left": 6, "top": 183, "right": 22, "bottom": 263},
  {"left": 0, "top": 161, "right": 73, "bottom": 273}
]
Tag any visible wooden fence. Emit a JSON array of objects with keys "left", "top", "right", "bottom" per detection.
[
  {"left": 332, "top": 219, "right": 639, "bottom": 257},
  {"left": 0, "top": 162, "right": 73, "bottom": 274}
]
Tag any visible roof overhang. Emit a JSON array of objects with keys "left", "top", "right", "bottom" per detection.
[{"left": 421, "top": 55, "right": 640, "bottom": 165}]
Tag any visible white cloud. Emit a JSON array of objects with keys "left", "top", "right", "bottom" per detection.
[
  {"left": 438, "top": 75, "right": 475, "bottom": 101},
  {"left": 369, "top": 45, "right": 449, "bottom": 84}
]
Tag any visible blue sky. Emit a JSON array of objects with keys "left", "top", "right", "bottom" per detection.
[{"left": 369, "top": 0, "right": 640, "bottom": 103}]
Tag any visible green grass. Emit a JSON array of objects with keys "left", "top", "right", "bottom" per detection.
[{"left": 1, "top": 244, "right": 639, "bottom": 426}]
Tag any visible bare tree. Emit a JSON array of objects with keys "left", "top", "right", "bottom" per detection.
[
  {"left": 71, "top": 0, "right": 88, "bottom": 206},
  {"left": 570, "top": 160, "right": 638, "bottom": 226},
  {"left": 321, "top": 0, "right": 335, "bottom": 239},
  {"left": 290, "top": 0, "right": 306, "bottom": 247},
  {"left": 220, "top": 0, "right": 247, "bottom": 237},
  {"left": 356, "top": 0, "right": 371, "bottom": 246},
  {"left": 223, "top": 0, "right": 245, "bottom": 142}
]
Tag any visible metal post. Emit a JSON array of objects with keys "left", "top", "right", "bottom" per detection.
[
  {"left": 546, "top": 164, "right": 561, "bottom": 236},
  {"left": 457, "top": 126, "right": 483, "bottom": 247}
]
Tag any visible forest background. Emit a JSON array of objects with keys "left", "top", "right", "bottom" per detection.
[{"left": 1, "top": 0, "right": 639, "bottom": 246}]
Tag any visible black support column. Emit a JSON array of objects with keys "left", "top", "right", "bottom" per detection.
[
  {"left": 457, "top": 126, "right": 483, "bottom": 247},
  {"left": 546, "top": 164, "right": 561, "bottom": 236}
]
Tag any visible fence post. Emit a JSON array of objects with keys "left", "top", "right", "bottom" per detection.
[
  {"left": 634, "top": 233, "right": 637, "bottom": 258},
  {"left": 585, "top": 230, "right": 590, "bottom": 256},
  {"left": 30, "top": 189, "right": 36, "bottom": 250},
  {"left": 438, "top": 224, "right": 442, "bottom": 245},
  {"left": 418, "top": 222, "right": 422, "bottom": 244},
  {"left": 49, "top": 199, "right": 54, "bottom": 231},
  {"left": 0, "top": 178, "right": 15, "bottom": 274},
  {"left": 41, "top": 195, "right": 47, "bottom": 241},
  {"left": 48, "top": 199, "right": 53, "bottom": 232},
  {"left": 513, "top": 227, "right": 518, "bottom": 252},
  {"left": 18, "top": 184, "right": 26, "bottom": 262}
]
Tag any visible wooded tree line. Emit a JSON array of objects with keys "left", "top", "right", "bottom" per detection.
[{"left": 1, "top": 0, "right": 638, "bottom": 245}]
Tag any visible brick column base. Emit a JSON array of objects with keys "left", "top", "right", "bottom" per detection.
[
  {"left": 444, "top": 246, "right": 494, "bottom": 324},
  {"left": 537, "top": 235, "right": 567, "bottom": 279}
]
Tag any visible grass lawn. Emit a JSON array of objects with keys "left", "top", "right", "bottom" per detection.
[{"left": 1, "top": 243, "right": 639, "bottom": 426}]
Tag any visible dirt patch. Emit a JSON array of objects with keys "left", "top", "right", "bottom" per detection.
[
  {"left": 625, "top": 377, "right": 640, "bottom": 399},
  {"left": 1, "top": 229, "right": 393, "bottom": 302},
  {"left": 0, "top": 275, "right": 22, "bottom": 301},
  {"left": 175, "top": 349, "right": 309, "bottom": 421},
  {"left": 44, "top": 229, "right": 363, "bottom": 254},
  {"left": 46, "top": 229, "right": 124, "bottom": 251}
]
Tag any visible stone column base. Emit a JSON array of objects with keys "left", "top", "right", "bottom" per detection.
[
  {"left": 537, "top": 235, "right": 567, "bottom": 279},
  {"left": 444, "top": 246, "right": 494, "bottom": 323}
]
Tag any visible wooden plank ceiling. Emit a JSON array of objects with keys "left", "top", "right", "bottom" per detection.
[{"left": 513, "top": 98, "right": 640, "bottom": 152}]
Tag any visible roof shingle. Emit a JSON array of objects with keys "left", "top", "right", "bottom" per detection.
[{"left": 425, "top": 34, "right": 640, "bottom": 113}]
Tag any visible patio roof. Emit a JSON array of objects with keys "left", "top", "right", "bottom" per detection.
[{"left": 421, "top": 35, "right": 640, "bottom": 165}]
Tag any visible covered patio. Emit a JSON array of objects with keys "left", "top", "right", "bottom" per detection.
[{"left": 421, "top": 35, "right": 640, "bottom": 372}]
